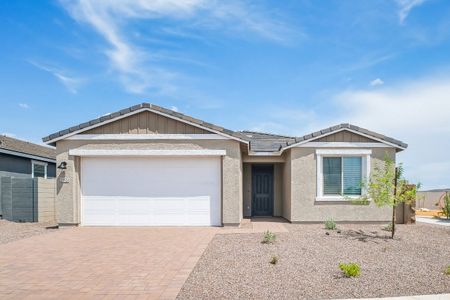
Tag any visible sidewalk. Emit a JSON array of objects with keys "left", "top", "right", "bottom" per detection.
[
  {"left": 416, "top": 216, "right": 450, "bottom": 227},
  {"left": 340, "top": 293, "right": 450, "bottom": 300}
]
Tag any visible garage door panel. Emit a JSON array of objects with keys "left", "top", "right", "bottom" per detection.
[{"left": 81, "top": 157, "right": 221, "bottom": 226}]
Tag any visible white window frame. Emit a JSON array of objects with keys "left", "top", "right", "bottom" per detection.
[
  {"left": 31, "top": 160, "right": 48, "bottom": 179},
  {"left": 316, "top": 149, "right": 371, "bottom": 201}
]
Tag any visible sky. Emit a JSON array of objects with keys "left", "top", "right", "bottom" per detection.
[{"left": 0, "top": 0, "right": 449, "bottom": 190}]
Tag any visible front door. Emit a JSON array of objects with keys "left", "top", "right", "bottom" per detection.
[{"left": 252, "top": 165, "right": 274, "bottom": 216}]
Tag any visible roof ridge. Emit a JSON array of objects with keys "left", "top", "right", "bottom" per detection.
[{"left": 239, "top": 130, "right": 295, "bottom": 139}]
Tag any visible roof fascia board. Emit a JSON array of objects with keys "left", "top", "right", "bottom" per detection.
[
  {"left": 296, "top": 142, "right": 393, "bottom": 148},
  {"left": 66, "top": 134, "right": 228, "bottom": 141},
  {"left": 0, "top": 148, "right": 56, "bottom": 163}
]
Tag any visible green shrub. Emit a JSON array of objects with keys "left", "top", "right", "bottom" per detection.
[
  {"left": 441, "top": 192, "right": 450, "bottom": 219},
  {"left": 270, "top": 255, "right": 278, "bottom": 265},
  {"left": 382, "top": 223, "right": 393, "bottom": 232},
  {"left": 444, "top": 265, "right": 450, "bottom": 275},
  {"left": 325, "top": 219, "right": 336, "bottom": 230},
  {"left": 262, "top": 230, "right": 276, "bottom": 244},
  {"left": 339, "top": 262, "right": 361, "bottom": 277}
]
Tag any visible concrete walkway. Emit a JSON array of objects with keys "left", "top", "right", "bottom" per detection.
[
  {"left": 342, "top": 294, "right": 450, "bottom": 299},
  {"left": 416, "top": 216, "right": 450, "bottom": 227}
]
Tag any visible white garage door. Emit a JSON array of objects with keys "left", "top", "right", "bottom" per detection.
[{"left": 81, "top": 156, "right": 221, "bottom": 226}]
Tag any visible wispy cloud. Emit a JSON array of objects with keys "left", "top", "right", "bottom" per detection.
[
  {"left": 18, "top": 103, "right": 30, "bottom": 109},
  {"left": 396, "top": 0, "right": 427, "bottom": 24},
  {"left": 59, "top": 0, "right": 294, "bottom": 94},
  {"left": 330, "top": 76, "right": 450, "bottom": 189},
  {"left": 369, "top": 78, "right": 384, "bottom": 86},
  {"left": 28, "top": 60, "right": 82, "bottom": 93},
  {"left": 1, "top": 133, "right": 15, "bottom": 137}
]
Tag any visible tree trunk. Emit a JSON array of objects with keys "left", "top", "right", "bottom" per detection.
[{"left": 391, "top": 167, "right": 398, "bottom": 239}]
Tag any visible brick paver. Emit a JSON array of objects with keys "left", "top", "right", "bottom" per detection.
[
  {"left": 0, "top": 219, "right": 287, "bottom": 299},
  {"left": 0, "top": 227, "right": 217, "bottom": 299}
]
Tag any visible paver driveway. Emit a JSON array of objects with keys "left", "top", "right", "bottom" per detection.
[{"left": 0, "top": 227, "right": 217, "bottom": 299}]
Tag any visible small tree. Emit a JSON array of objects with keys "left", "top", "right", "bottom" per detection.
[
  {"left": 440, "top": 192, "right": 450, "bottom": 219},
  {"left": 362, "top": 155, "right": 419, "bottom": 239}
]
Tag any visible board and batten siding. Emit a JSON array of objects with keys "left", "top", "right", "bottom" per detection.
[
  {"left": 83, "top": 111, "right": 209, "bottom": 135},
  {"left": 315, "top": 131, "right": 377, "bottom": 143}
]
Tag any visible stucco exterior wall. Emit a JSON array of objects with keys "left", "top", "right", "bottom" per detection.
[
  {"left": 55, "top": 139, "right": 243, "bottom": 226},
  {"left": 282, "top": 151, "right": 292, "bottom": 221},
  {"left": 289, "top": 147, "right": 395, "bottom": 222}
]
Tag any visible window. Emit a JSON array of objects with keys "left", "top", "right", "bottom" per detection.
[
  {"left": 316, "top": 149, "right": 371, "bottom": 201},
  {"left": 32, "top": 161, "right": 47, "bottom": 178},
  {"left": 323, "top": 157, "right": 362, "bottom": 196}
]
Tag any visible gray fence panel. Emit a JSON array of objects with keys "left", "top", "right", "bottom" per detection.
[
  {"left": 1, "top": 177, "right": 13, "bottom": 220},
  {"left": 1, "top": 176, "right": 55, "bottom": 222}
]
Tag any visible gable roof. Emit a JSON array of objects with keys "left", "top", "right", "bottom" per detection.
[
  {"left": 42, "top": 103, "right": 407, "bottom": 152},
  {"left": 0, "top": 135, "right": 56, "bottom": 161},
  {"left": 42, "top": 103, "right": 249, "bottom": 145},
  {"left": 284, "top": 123, "right": 408, "bottom": 150}
]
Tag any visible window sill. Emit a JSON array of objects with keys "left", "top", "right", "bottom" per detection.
[{"left": 315, "top": 196, "right": 366, "bottom": 202}]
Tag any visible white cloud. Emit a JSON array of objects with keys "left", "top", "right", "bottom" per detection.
[
  {"left": 330, "top": 76, "right": 450, "bottom": 189},
  {"left": 1, "top": 133, "right": 16, "bottom": 137},
  {"left": 245, "top": 76, "right": 450, "bottom": 189},
  {"left": 28, "top": 61, "right": 82, "bottom": 93},
  {"left": 396, "top": 0, "right": 427, "bottom": 24},
  {"left": 170, "top": 106, "right": 179, "bottom": 112},
  {"left": 369, "top": 78, "right": 384, "bottom": 86},
  {"left": 18, "top": 103, "right": 30, "bottom": 109},
  {"left": 59, "top": 0, "right": 293, "bottom": 94}
]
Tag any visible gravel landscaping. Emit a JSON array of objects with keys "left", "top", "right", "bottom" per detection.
[
  {"left": 178, "top": 223, "right": 450, "bottom": 299},
  {"left": 0, "top": 220, "right": 59, "bottom": 244}
]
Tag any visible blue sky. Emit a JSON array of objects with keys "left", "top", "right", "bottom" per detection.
[{"left": 1, "top": 0, "right": 450, "bottom": 189}]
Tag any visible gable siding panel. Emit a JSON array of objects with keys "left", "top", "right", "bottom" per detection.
[
  {"left": 82, "top": 111, "right": 210, "bottom": 135},
  {"left": 316, "top": 131, "right": 377, "bottom": 143}
]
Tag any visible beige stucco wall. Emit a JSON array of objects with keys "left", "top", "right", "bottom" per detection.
[
  {"left": 55, "top": 139, "right": 243, "bottom": 225},
  {"left": 288, "top": 147, "right": 395, "bottom": 222},
  {"left": 282, "top": 151, "right": 292, "bottom": 220},
  {"left": 36, "top": 178, "right": 56, "bottom": 223},
  {"left": 242, "top": 163, "right": 283, "bottom": 217}
]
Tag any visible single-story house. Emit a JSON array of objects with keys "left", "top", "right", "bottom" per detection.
[
  {"left": 0, "top": 135, "right": 56, "bottom": 179},
  {"left": 43, "top": 103, "right": 407, "bottom": 226}
]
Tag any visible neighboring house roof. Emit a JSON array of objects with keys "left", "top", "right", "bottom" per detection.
[
  {"left": 42, "top": 103, "right": 407, "bottom": 152},
  {"left": 0, "top": 135, "right": 56, "bottom": 161}
]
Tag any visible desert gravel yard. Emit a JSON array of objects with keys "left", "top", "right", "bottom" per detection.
[
  {"left": 0, "top": 220, "right": 59, "bottom": 244},
  {"left": 178, "top": 223, "right": 450, "bottom": 299}
]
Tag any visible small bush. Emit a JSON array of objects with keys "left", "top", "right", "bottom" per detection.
[
  {"left": 325, "top": 219, "right": 336, "bottom": 230},
  {"left": 262, "top": 230, "right": 276, "bottom": 244},
  {"left": 444, "top": 265, "right": 450, "bottom": 275},
  {"left": 339, "top": 262, "right": 361, "bottom": 277},
  {"left": 270, "top": 256, "right": 278, "bottom": 265},
  {"left": 442, "top": 192, "right": 450, "bottom": 219},
  {"left": 382, "top": 223, "right": 393, "bottom": 232}
]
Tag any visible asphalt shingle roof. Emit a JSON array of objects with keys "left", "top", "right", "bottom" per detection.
[
  {"left": 0, "top": 135, "right": 56, "bottom": 160},
  {"left": 42, "top": 103, "right": 407, "bottom": 151}
]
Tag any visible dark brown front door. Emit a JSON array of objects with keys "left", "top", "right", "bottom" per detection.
[{"left": 252, "top": 165, "right": 274, "bottom": 216}]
